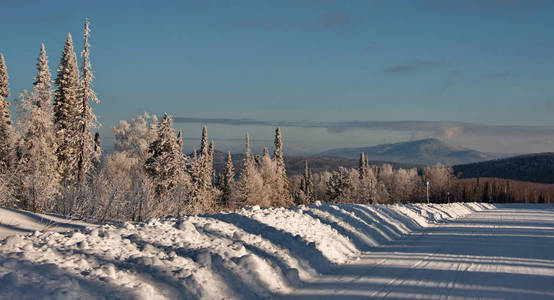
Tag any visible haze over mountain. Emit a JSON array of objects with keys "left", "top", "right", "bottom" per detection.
[{"left": 319, "top": 138, "right": 497, "bottom": 165}]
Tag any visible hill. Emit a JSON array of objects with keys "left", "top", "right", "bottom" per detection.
[
  {"left": 318, "top": 138, "right": 493, "bottom": 165},
  {"left": 454, "top": 152, "right": 554, "bottom": 184}
]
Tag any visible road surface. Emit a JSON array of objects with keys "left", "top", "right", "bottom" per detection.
[{"left": 277, "top": 206, "right": 554, "bottom": 299}]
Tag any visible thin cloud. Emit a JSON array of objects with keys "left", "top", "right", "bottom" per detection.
[
  {"left": 385, "top": 60, "right": 444, "bottom": 73},
  {"left": 172, "top": 117, "right": 554, "bottom": 141}
]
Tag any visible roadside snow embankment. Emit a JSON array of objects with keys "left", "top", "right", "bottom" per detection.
[{"left": 0, "top": 202, "right": 494, "bottom": 299}]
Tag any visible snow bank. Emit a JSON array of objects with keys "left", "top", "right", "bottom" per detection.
[{"left": 0, "top": 202, "right": 495, "bottom": 299}]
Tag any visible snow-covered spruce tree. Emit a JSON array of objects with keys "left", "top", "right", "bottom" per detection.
[
  {"left": 357, "top": 153, "right": 376, "bottom": 204},
  {"left": 273, "top": 127, "right": 293, "bottom": 206},
  {"left": 0, "top": 53, "right": 16, "bottom": 173},
  {"left": 188, "top": 127, "right": 218, "bottom": 213},
  {"left": 221, "top": 151, "right": 235, "bottom": 208},
  {"left": 326, "top": 167, "right": 357, "bottom": 204},
  {"left": 258, "top": 149, "right": 277, "bottom": 207},
  {"left": 54, "top": 33, "right": 81, "bottom": 188},
  {"left": 76, "top": 18, "right": 100, "bottom": 185},
  {"left": 359, "top": 152, "right": 369, "bottom": 180},
  {"left": 144, "top": 113, "right": 185, "bottom": 201},
  {"left": 16, "top": 45, "right": 60, "bottom": 212},
  {"left": 208, "top": 139, "right": 215, "bottom": 185},
  {"left": 297, "top": 160, "right": 314, "bottom": 204},
  {"left": 198, "top": 126, "right": 214, "bottom": 189},
  {"left": 238, "top": 133, "right": 264, "bottom": 206}
]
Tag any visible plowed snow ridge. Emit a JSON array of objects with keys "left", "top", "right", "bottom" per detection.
[{"left": 2, "top": 203, "right": 552, "bottom": 299}]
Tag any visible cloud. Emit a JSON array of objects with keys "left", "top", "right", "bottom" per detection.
[
  {"left": 172, "top": 117, "right": 554, "bottom": 141},
  {"left": 385, "top": 60, "right": 444, "bottom": 73},
  {"left": 319, "top": 13, "right": 351, "bottom": 28}
]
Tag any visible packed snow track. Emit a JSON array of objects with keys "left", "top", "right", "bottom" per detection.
[
  {"left": 278, "top": 205, "right": 554, "bottom": 299},
  {"left": 1, "top": 203, "right": 553, "bottom": 299}
]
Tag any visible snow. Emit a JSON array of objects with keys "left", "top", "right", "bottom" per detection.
[
  {"left": 0, "top": 207, "right": 92, "bottom": 239},
  {"left": 2, "top": 202, "right": 553, "bottom": 299}
]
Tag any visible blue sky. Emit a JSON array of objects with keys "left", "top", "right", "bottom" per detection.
[{"left": 1, "top": 0, "right": 554, "bottom": 154}]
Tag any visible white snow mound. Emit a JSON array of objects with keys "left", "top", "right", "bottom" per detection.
[{"left": 0, "top": 202, "right": 495, "bottom": 299}]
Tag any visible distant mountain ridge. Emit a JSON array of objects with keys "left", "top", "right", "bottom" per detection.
[
  {"left": 318, "top": 138, "right": 494, "bottom": 165},
  {"left": 454, "top": 152, "right": 554, "bottom": 184}
]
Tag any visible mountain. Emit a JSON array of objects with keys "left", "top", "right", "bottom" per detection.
[
  {"left": 454, "top": 152, "right": 554, "bottom": 184},
  {"left": 318, "top": 138, "right": 494, "bottom": 165}
]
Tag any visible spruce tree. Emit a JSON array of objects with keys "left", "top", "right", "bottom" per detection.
[
  {"left": 144, "top": 114, "right": 183, "bottom": 199},
  {"left": 221, "top": 151, "right": 235, "bottom": 208},
  {"left": 54, "top": 33, "right": 81, "bottom": 185},
  {"left": 359, "top": 152, "right": 369, "bottom": 180},
  {"left": 76, "top": 18, "right": 100, "bottom": 184},
  {"left": 16, "top": 45, "right": 60, "bottom": 212},
  {"left": 300, "top": 160, "right": 313, "bottom": 204},
  {"left": 273, "top": 127, "right": 292, "bottom": 205},
  {"left": 239, "top": 133, "right": 259, "bottom": 206},
  {"left": 207, "top": 139, "right": 215, "bottom": 187},
  {"left": 0, "top": 53, "right": 16, "bottom": 172}
]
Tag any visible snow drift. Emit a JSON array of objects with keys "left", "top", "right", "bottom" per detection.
[{"left": 0, "top": 202, "right": 495, "bottom": 299}]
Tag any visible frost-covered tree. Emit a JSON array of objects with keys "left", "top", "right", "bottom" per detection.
[
  {"left": 144, "top": 114, "right": 185, "bottom": 199},
  {"left": 258, "top": 150, "right": 278, "bottom": 207},
  {"left": 0, "top": 53, "right": 16, "bottom": 172},
  {"left": 391, "top": 168, "right": 419, "bottom": 203},
  {"left": 197, "top": 126, "right": 214, "bottom": 189},
  {"left": 113, "top": 112, "right": 158, "bottom": 161},
  {"left": 239, "top": 133, "right": 264, "bottom": 206},
  {"left": 423, "top": 163, "right": 454, "bottom": 202},
  {"left": 359, "top": 152, "right": 370, "bottom": 180},
  {"left": 16, "top": 45, "right": 60, "bottom": 212},
  {"left": 188, "top": 127, "right": 217, "bottom": 213},
  {"left": 208, "top": 139, "right": 215, "bottom": 185},
  {"left": 54, "top": 33, "right": 81, "bottom": 186},
  {"left": 76, "top": 18, "right": 100, "bottom": 184},
  {"left": 221, "top": 152, "right": 235, "bottom": 208},
  {"left": 273, "top": 127, "right": 292, "bottom": 206},
  {"left": 326, "top": 167, "right": 357, "bottom": 203},
  {"left": 296, "top": 160, "right": 314, "bottom": 204}
]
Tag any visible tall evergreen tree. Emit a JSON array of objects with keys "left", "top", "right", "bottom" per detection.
[
  {"left": 144, "top": 114, "right": 184, "bottom": 199},
  {"left": 196, "top": 126, "right": 213, "bottom": 189},
  {"left": 298, "top": 160, "right": 314, "bottom": 204},
  {"left": 16, "top": 45, "right": 60, "bottom": 212},
  {"left": 273, "top": 127, "right": 292, "bottom": 205},
  {"left": 239, "top": 133, "right": 262, "bottom": 206},
  {"left": 76, "top": 18, "right": 100, "bottom": 184},
  {"left": 221, "top": 151, "right": 235, "bottom": 208},
  {"left": 359, "top": 152, "right": 369, "bottom": 180},
  {"left": 0, "top": 53, "right": 16, "bottom": 172},
  {"left": 207, "top": 139, "right": 215, "bottom": 187},
  {"left": 54, "top": 33, "right": 81, "bottom": 185}
]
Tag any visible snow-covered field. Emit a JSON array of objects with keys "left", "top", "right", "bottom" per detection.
[{"left": 2, "top": 202, "right": 553, "bottom": 299}]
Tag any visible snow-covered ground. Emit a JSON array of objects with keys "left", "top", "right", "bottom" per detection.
[
  {"left": 0, "top": 207, "right": 93, "bottom": 240},
  {"left": 2, "top": 202, "right": 553, "bottom": 299}
]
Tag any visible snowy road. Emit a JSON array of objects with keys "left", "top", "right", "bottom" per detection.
[{"left": 277, "top": 206, "right": 554, "bottom": 299}]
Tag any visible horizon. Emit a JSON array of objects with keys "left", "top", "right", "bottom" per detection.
[{"left": 1, "top": 1, "right": 554, "bottom": 155}]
